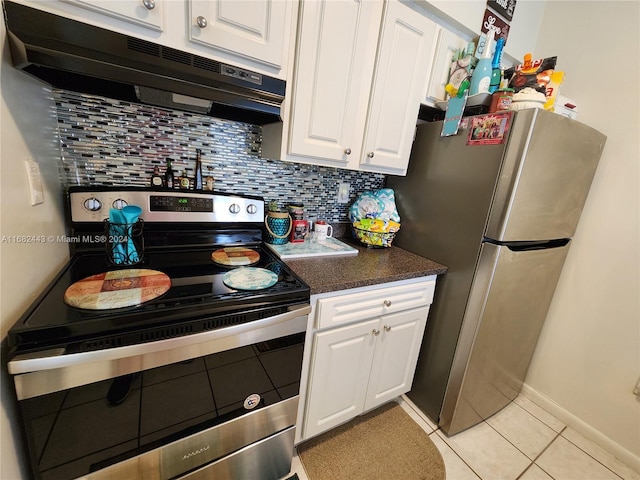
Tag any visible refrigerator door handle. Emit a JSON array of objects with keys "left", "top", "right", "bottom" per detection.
[{"left": 483, "top": 238, "right": 571, "bottom": 251}]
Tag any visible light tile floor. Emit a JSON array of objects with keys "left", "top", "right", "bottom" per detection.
[{"left": 289, "top": 395, "right": 640, "bottom": 480}]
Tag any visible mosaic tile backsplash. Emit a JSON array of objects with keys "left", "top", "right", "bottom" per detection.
[{"left": 54, "top": 90, "right": 386, "bottom": 223}]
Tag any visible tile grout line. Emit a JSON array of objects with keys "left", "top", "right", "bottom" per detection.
[
  {"left": 431, "top": 423, "right": 488, "bottom": 480},
  {"left": 514, "top": 426, "right": 566, "bottom": 480},
  {"left": 398, "top": 396, "right": 485, "bottom": 479},
  {"left": 400, "top": 395, "right": 631, "bottom": 480},
  {"left": 514, "top": 396, "right": 566, "bottom": 433},
  {"left": 481, "top": 400, "right": 562, "bottom": 478},
  {"left": 403, "top": 396, "right": 528, "bottom": 480},
  {"left": 557, "top": 430, "right": 628, "bottom": 480}
]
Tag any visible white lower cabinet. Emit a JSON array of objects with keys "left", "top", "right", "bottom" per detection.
[
  {"left": 304, "top": 318, "right": 380, "bottom": 438},
  {"left": 302, "top": 278, "right": 435, "bottom": 440},
  {"left": 364, "top": 307, "right": 429, "bottom": 410}
]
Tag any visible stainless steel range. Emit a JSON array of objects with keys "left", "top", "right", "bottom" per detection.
[{"left": 6, "top": 187, "right": 310, "bottom": 480}]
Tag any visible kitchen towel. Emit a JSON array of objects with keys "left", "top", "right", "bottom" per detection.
[{"left": 297, "top": 402, "right": 446, "bottom": 480}]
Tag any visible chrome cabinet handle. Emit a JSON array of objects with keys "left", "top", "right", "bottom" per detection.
[
  {"left": 367, "top": 152, "right": 374, "bottom": 158},
  {"left": 384, "top": 325, "right": 391, "bottom": 332},
  {"left": 383, "top": 299, "right": 391, "bottom": 307},
  {"left": 344, "top": 148, "right": 351, "bottom": 155},
  {"left": 372, "top": 328, "right": 380, "bottom": 336},
  {"left": 142, "top": 0, "right": 155, "bottom": 10},
  {"left": 197, "top": 16, "right": 208, "bottom": 28}
]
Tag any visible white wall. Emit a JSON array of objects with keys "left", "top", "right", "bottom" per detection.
[
  {"left": 415, "top": 0, "right": 547, "bottom": 63},
  {"left": 524, "top": 0, "right": 640, "bottom": 468},
  {"left": 0, "top": 17, "right": 69, "bottom": 480}
]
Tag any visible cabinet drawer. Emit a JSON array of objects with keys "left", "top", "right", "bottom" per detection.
[{"left": 316, "top": 279, "right": 435, "bottom": 330}]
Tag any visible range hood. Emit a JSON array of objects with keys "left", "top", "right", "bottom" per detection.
[{"left": 3, "top": 1, "right": 286, "bottom": 125}]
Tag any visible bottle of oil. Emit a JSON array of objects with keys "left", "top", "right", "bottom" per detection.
[
  {"left": 195, "top": 149, "right": 203, "bottom": 190},
  {"left": 164, "top": 158, "right": 174, "bottom": 189}
]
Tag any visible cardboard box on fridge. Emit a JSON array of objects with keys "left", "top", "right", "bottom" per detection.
[{"left": 554, "top": 95, "right": 578, "bottom": 120}]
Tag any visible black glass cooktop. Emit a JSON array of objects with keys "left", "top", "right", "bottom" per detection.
[{"left": 8, "top": 246, "right": 309, "bottom": 354}]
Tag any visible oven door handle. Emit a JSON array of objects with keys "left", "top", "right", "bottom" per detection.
[{"left": 9, "top": 303, "right": 311, "bottom": 400}]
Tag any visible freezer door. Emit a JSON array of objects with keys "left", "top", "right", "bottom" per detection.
[
  {"left": 439, "top": 240, "right": 570, "bottom": 436},
  {"left": 486, "top": 109, "right": 606, "bottom": 242}
]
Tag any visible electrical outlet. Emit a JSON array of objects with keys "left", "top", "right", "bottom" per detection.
[
  {"left": 337, "top": 183, "right": 350, "bottom": 203},
  {"left": 24, "top": 159, "right": 44, "bottom": 205}
]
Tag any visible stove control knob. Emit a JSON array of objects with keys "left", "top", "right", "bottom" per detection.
[
  {"left": 246, "top": 204, "right": 258, "bottom": 215},
  {"left": 229, "top": 203, "right": 241, "bottom": 214},
  {"left": 83, "top": 197, "right": 102, "bottom": 212},
  {"left": 112, "top": 199, "right": 128, "bottom": 210}
]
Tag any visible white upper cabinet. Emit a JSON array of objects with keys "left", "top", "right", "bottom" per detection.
[
  {"left": 263, "top": 0, "right": 438, "bottom": 176},
  {"left": 188, "top": 0, "right": 290, "bottom": 70},
  {"left": 361, "top": 0, "right": 437, "bottom": 172},
  {"left": 16, "top": 0, "right": 166, "bottom": 33},
  {"left": 61, "top": 0, "right": 164, "bottom": 31},
  {"left": 424, "top": 26, "right": 468, "bottom": 105},
  {"left": 12, "top": 0, "right": 294, "bottom": 79},
  {"left": 287, "top": 0, "right": 382, "bottom": 168}
]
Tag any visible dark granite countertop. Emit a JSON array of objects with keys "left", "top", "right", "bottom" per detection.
[{"left": 282, "top": 237, "right": 447, "bottom": 295}]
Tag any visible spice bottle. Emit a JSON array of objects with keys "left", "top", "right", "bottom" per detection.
[
  {"left": 164, "top": 159, "right": 175, "bottom": 189},
  {"left": 204, "top": 167, "right": 215, "bottom": 191}
]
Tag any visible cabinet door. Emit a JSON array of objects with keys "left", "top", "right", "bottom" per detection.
[
  {"left": 424, "top": 27, "right": 468, "bottom": 104},
  {"left": 361, "top": 1, "right": 438, "bottom": 175},
  {"left": 288, "top": 0, "right": 383, "bottom": 166},
  {"left": 189, "top": 0, "right": 288, "bottom": 69},
  {"left": 61, "top": 0, "right": 164, "bottom": 31},
  {"left": 364, "top": 306, "right": 429, "bottom": 411},
  {"left": 304, "top": 319, "right": 378, "bottom": 439}
]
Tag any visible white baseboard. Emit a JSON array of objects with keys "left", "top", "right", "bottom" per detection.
[{"left": 520, "top": 384, "right": 640, "bottom": 473}]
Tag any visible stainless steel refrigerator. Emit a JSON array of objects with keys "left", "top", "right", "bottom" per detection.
[{"left": 387, "top": 108, "right": 606, "bottom": 435}]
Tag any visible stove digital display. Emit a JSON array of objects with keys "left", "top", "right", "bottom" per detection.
[{"left": 150, "top": 195, "right": 213, "bottom": 212}]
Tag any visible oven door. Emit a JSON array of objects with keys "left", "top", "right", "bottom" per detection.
[{"left": 9, "top": 304, "right": 310, "bottom": 480}]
